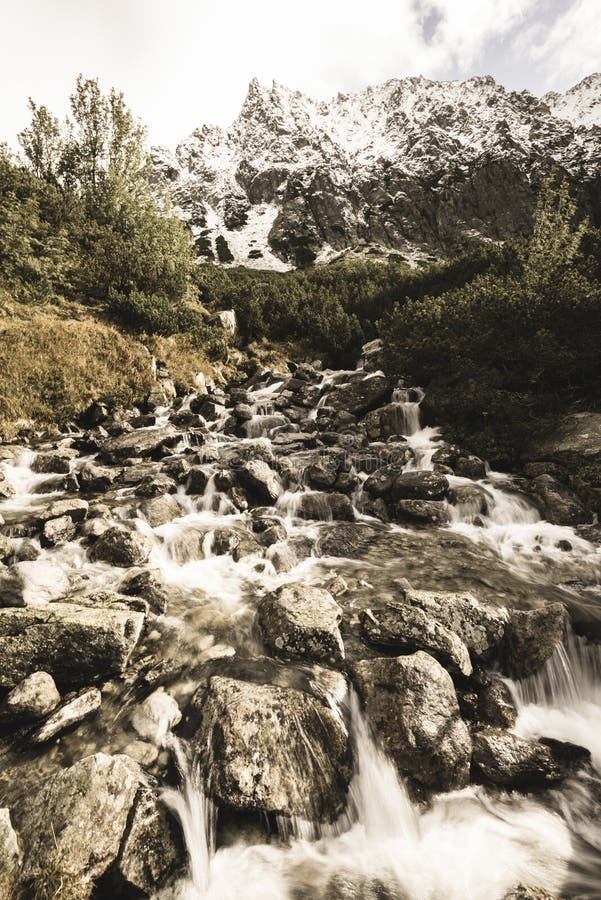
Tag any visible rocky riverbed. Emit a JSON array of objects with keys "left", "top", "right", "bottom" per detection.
[{"left": 0, "top": 347, "right": 600, "bottom": 899}]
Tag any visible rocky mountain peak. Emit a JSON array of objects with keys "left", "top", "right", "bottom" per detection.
[{"left": 153, "top": 73, "right": 601, "bottom": 269}]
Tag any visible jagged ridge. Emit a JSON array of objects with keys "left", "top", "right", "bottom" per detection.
[{"left": 152, "top": 73, "right": 601, "bottom": 269}]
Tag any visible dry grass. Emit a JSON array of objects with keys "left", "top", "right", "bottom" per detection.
[
  {"left": 148, "top": 332, "right": 214, "bottom": 392},
  {"left": 0, "top": 296, "right": 154, "bottom": 438},
  {"left": 0, "top": 292, "right": 220, "bottom": 439}
]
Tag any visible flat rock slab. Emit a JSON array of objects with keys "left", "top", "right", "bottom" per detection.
[
  {"left": 31, "top": 687, "right": 102, "bottom": 744},
  {"left": 99, "top": 425, "right": 178, "bottom": 462},
  {"left": 189, "top": 675, "right": 351, "bottom": 821},
  {"left": 0, "top": 603, "right": 144, "bottom": 689}
]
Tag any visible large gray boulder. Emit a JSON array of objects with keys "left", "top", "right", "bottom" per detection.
[
  {"left": 239, "top": 459, "right": 283, "bottom": 504},
  {"left": 140, "top": 493, "right": 185, "bottom": 527},
  {"left": 471, "top": 729, "right": 563, "bottom": 788},
  {"left": 258, "top": 584, "right": 345, "bottom": 665},
  {"left": 323, "top": 374, "right": 389, "bottom": 416},
  {"left": 391, "top": 471, "right": 449, "bottom": 501},
  {"left": 189, "top": 675, "right": 351, "bottom": 821},
  {"left": 402, "top": 589, "right": 506, "bottom": 663},
  {"left": 360, "top": 604, "right": 472, "bottom": 676},
  {"left": 36, "top": 498, "right": 89, "bottom": 524},
  {"left": 116, "top": 786, "right": 183, "bottom": 895},
  {"left": 98, "top": 425, "right": 178, "bottom": 462},
  {"left": 529, "top": 475, "right": 590, "bottom": 526},
  {"left": 353, "top": 652, "right": 472, "bottom": 792},
  {"left": 394, "top": 499, "right": 451, "bottom": 525},
  {"left": 0, "top": 603, "right": 144, "bottom": 689},
  {"left": 502, "top": 603, "right": 567, "bottom": 679},
  {"left": 90, "top": 526, "right": 152, "bottom": 567},
  {"left": 15, "top": 753, "right": 140, "bottom": 886},
  {"left": 32, "top": 448, "right": 78, "bottom": 474}
]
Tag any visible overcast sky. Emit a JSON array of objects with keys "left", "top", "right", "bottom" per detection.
[{"left": 1, "top": 0, "right": 599, "bottom": 148}]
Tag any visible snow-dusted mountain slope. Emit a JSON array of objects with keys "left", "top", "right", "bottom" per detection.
[
  {"left": 153, "top": 74, "right": 601, "bottom": 269},
  {"left": 545, "top": 73, "right": 601, "bottom": 129}
]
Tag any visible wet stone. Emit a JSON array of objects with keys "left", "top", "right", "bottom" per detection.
[
  {"left": 258, "top": 584, "right": 345, "bottom": 665},
  {"left": 360, "top": 604, "right": 473, "bottom": 676},
  {"left": 188, "top": 675, "right": 351, "bottom": 821},
  {"left": 30, "top": 687, "right": 102, "bottom": 744},
  {"left": 502, "top": 603, "right": 567, "bottom": 678},
  {"left": 90, "top": 526, "right": 152, "bottom": 567},
  {"left": 2, "top": 671, "right": 60, "bottom": 722},
  {"left": 353, "top": 651, "right": 472, "bottom": 792}
]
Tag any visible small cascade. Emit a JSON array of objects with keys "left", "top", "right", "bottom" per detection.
[
  {"left": 387, "top": 385, "right": 442, "bottom": 471},
  {"left": 162, "top": 737, "right": 216, "bottom": 897},
  {"left": 512, "top": 630, "right": 601, "bottom": 769},
  {"left": 164, "top": 691, "right": 573, "bottom": 900}
]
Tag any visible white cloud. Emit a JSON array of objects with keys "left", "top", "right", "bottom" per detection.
[
  {"left": 527, "top": 0, "right": 601, "bottom": 88},
  {"left": 0, "top": 0, "right": 596, "bottom": 148}
]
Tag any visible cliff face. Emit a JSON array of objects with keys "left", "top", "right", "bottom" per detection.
[{"left": 153, "top": 73, "right": 601, "bottom": 268}]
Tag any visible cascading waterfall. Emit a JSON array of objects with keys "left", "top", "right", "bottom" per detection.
[
  {"left": 163, "top": 690, "right": 577, "bottom": 900},
  {"left": 2, "top": 364, "right": 601, "bottom": 899}
]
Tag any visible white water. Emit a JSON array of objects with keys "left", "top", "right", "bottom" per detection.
[
  {"left": 2, "top": 373, "right": 601, "bottom": 899},
  {"left": 161, "top": 692, "right": 576, "bottom": 900}
]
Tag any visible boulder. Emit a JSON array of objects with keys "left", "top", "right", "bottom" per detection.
[
  {"left": 353, "top": 652, "right": 471, "bottom": 791},
  {"left": 131, "top": 689, "right": 181, "bottom": 746},
  {"left": 403, "top": 589, "right": 506, "bottom": 662},
  {"left": 116, "top": 786, "right": 183, "bottom": 895},
  {"left": 0, "top": 534, "right": 13, "bottom": 563},
  {"left": 0, "top": 808, "right": 20, "bottom": 900},
  {"left": 471, "top": 729, "right": 563, "bottom": 788},
  {"left": 238, "top": 459, "right": 283, "bottom": 504},
  {"left": 135, "top": 473, "right": 177, "bottom": 498},
  {"left": 15, "top": 753, "right": 140, "bottom": 885},
  {"left": 502, "top": 603, "right": 567, "bottom": 679},
  {"left": 316, "top": 523, "right": 379, "bottom": 558},
  {"left": 31, "top": 448, "right": 78, "bottom": 474},
  {"left": 0, "top": 603, "right": 144, "bottom": 689},
  {"left": 140, "top": 493, "right": 185, "bottom": 527},
  {"left": 90, "top": 526, "right": 152, "bottom": 567},
  {"left": 295, "top": 491, "right": 355, "bottom": 522},
  {"left": 31, "top": 687, "right": 102, "bottom": 744},
  {"left": 360, "top": 604, "right": 472, "bottom": 676},
  {"left": 363, "top": 462, "right": 406, "bottom": 497},
  {"left": 189, "top": 676, "right": 351, "bottom": 820},
  {"left": 454, "top": 455, "right": 487, "bottom": 479},
  {"left": 3, "top": 671, "right": 60, "bottom": 722},
  {"left": 478, "top": 676, "right": 517, "bottom": 728},
  {"left": 37, "top": 498, "right": 89, "bottom": 524},
  {"left": 324, "top": 374, "right": 389, "bottom": 416},
  {"left": 41, "top": 514, "right": 77, "bottom": 547},
  {"left": 0, "top": 560, "right": 70, "bottom": 607},
  {"left": 258, "top": 584, "right": 345, "bottom": 664},
  {"left": 529, "top": 475, "right": 590, "bottom": 526},
  {"left": 119, "top": 569, "right": 168, "bottom": 615},
  {"left": 391, "top": 471, "right": 449, "bottom": 501},
  {"left": 98, "top": 425, "right": 178, "bottom": 463},
  {"left": 394, "top": 499, "right": 451, "bottom": 525}
]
